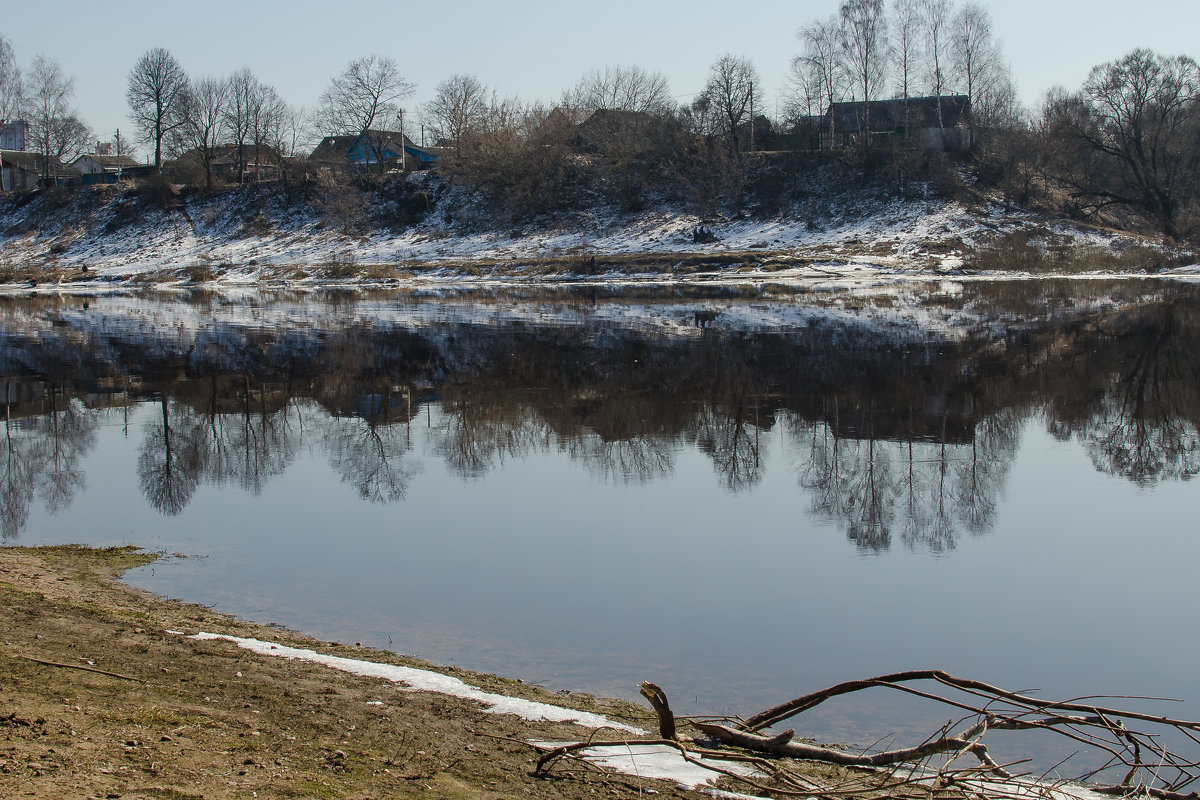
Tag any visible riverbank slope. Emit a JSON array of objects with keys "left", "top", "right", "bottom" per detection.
[{"left": 0, "top": 177, "right": 1192, "bottom": 290}]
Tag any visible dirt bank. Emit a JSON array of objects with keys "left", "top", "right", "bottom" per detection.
[{"left": 0, "top": 545, "right": 778, "bottom": 799}]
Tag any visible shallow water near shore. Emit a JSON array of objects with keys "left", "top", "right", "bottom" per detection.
[{"left": 4, "top": 279, "right": 1199, "bottom": 772}]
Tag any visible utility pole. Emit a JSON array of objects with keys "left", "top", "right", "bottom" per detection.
[
  {"left": 749, "top": 83, "right": 755, "bottom": 153},
  {"left": 396, "top": 110, "right": 406, "bottom": 172},
  {"left": 115, "top": 129, "right": 122, "bottom": 182}
]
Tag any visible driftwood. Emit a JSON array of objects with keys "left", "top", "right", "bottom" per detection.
[
  {"left": 692, "top": 721, "right": 1013, "bottom": 775},
  {"left": 638, "top": 681, "right": 676, "bottom": 740},
  {"left": 619, "top": 671, "right": 1200, "bottom": 800}
]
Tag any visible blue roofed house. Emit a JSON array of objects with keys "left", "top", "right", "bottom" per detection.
[{"left": 309, "top": 129, "right": 441, "bottom": 171}]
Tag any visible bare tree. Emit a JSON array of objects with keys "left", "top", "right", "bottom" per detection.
[
  {"left": 1043, "top": 49, "right": 1200, "bottom": 241},
  {"left": 0, "top": 35, "right": 22, "bottom": 124},
  {"left": 891, "top": 0, "right": 922, "bottom": 102},
  {"left": 797, "top": 16, "right": 847, "bottom": 143},
  {"left": 424, "top": 73, "right": 488, "bottom": 152},
  {"left": 26, "top": 55, "right": 90, "bottom": 180},
  {"left": 249, "top": 82, "right": 286, "bottom": 181},
  {"left": 224, "top": 67, "right": 256, "bottom": 182},
  {"left": 126, "top": 48, "right": 189, "bottom": 170},
  {"left": 271, "top": 103, "right": 309, "bottom": 157},
  {"left": 919, "top": 0, "right": 953, "bottom": 133},
  {"left": 563, "top": 64, "right": 674, "bottom": 116},
  {"left": 839, "top": 0, "right": 889, "bottom": 111},
  {"left": 316, "top": 54, "right": 415, "bottom": 171},
  {"left": 781, "top": 54, "right": 827, "bottom": 138},
  {"left": 702, "top": 54, "right": 760, "bottom": 154},
  {"left": 181, "top": 75, "right": 229, "bottom": 190},
  {"left": 949, "top": 2, "right": 1016, "bottom": 128}
]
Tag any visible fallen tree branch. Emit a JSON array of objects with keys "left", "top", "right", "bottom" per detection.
[
  {"left": 19, "top": 655, "right": 144, "bottom": 683},
  {"left": 741, "top": 670, "right": 1200, "bottom": 734},
  {"left": 694, "top": 720, "right": 1015, "bottom": 777}
]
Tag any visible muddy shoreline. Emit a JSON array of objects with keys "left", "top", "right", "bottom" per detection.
[{"left": 2, "top": 544, "right": 775, "bottom": 799}]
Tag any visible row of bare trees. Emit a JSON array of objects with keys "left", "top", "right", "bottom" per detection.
[
  {"left": 0, "top": 39, "right": 91, "bottom": 182},
  {"left": 5, "top": 14, "right": 1200, "bottom": 241},
  {"left": 124, "top": 48, "right": 304, "bottom": 188},
  {"left": 790, "top": 0, "right": 1016, "bottom": 133}
]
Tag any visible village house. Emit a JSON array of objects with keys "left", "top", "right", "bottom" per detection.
[
  {"left": 820, "top": 95, "right": 971, "bottom": 151},
  {"left": 71, "top": 153, "right": 152, "bottom": 184},
  {"left": 309, "top": 130, "right": 441, "bottom": 170},
  {"left": 0, "top": 151, "right": 79, "bottom": 191}
]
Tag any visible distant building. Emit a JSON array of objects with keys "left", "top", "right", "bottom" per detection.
[
  {"left": 820, "top": 95, "right": 971, "bottom": 151},
  {"left": 0, "top": 120, "right": 29, "bottom": 151},
  {"left": 571, "top": 108, "right": 688, "bottom": 153},
  {"left": 310, "top": 130, "right": 441, "bottom": 170},
  {"left": 71, "top": 153, "right": 151, "bottom": 184},
  {"left": 186, "top": 143, "right": 286, "bottom": 182},
  {"left": 0, "top": 151, "right": 80, "bottom": 190}
]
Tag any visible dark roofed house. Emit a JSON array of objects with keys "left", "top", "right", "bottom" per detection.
[
  {"left": 1, "top": 151, "right": 80, "bottom": 190},
  {"left": 310, "top": 130, "right": 441, "bottom": 171},
  {"left": 211, "top": 144, "right": 284, "bottom": 182},
  {"left": 572, "top": 108, "right": 688, "bottom": 153},
  {"left": 165, "top": 144, "right": 285, "bottom": 185},
  {"left": 71, "top": 153, "right": 153, "bottom": 184},
  {"left": 820, "top": 95, "right": 971, "bottom": 151}
]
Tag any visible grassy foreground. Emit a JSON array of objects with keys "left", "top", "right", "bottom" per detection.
[{"left": 0, "top": 545, "right": 730, "bottom": 799}]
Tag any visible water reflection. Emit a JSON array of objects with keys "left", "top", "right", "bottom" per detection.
[
  {"left": 2, "top": 282, "right": 1198, "bottom": 548},
  {"left": 2, "top": 383, "right": 98, "bottom": 537}
]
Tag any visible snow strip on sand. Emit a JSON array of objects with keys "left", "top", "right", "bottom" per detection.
[
  {"left": 177, "top": 632, "right": 642, "bottom": 733},
  {"left": 532, "top": 740, "right": 763, "bottom": 792}
]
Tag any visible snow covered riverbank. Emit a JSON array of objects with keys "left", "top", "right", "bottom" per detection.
[{"left": 0, "top": 178, "right": 1191, "bottom": 290}]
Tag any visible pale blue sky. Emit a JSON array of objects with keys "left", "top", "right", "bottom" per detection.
[{"left": 4, "top": 0, "right": 1198, "bottom": 155}]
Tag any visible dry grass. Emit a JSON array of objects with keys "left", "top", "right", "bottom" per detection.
[{"left": 967, "top": 229, "right": 1194, "bottom": 273}]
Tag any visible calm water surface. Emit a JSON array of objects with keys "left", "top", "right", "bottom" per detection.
[{"left": 3, "top": 280, "right": 1198, "bottom": 769}]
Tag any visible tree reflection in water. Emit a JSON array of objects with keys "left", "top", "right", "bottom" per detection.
[
  {"left": 137, "top": 397, "right": 206, "bottom": 515},
  {"left": 2, "top": 283, "right": 1199, "bottom": 546}
]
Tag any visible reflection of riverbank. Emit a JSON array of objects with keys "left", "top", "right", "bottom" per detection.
[{"left": 3, "top": 283, "right": 1200, "bottom": 544}]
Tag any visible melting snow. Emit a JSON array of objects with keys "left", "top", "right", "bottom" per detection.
[
  {"left": 532, "top": 740, "right": 763, "bottom": 791},
  {"left": 180, "top": 632, "right": 642, "bottom": 733}
]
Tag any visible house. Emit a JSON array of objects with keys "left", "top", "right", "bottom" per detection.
[
  {"left": 70, "top": 153, "right": 151, "bottom": 184},
  {"left": 0, "top": 151, "right": 79, "bottom": 190},
  {"left": 0, "top": 120, "right": 29, "bottom": 151},
  {"left": 206, "top": 144, "right": 284, "bottom": 182},
  {"left": 165, "top": 144, "right": 285, "bottom": 184},
  {"left": 820, "top": 95, "right": 971, "bottom": 151},
  {"left": 572, "top": 109, "right": 681, "bottom": 150},
  {"left": 309, "top": 130, "right": 440, "bottom": 170}
]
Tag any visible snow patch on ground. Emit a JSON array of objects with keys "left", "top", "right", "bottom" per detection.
[
  {"left": 181, "top": 632, "right": 642, "bottom": 733},
  {"left": 531, "top": 740, "right": 763, "bottom": 792}
]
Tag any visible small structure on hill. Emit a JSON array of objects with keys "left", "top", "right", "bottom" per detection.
[
  {"left": 820, "top": 95, "right": 971, "bottom": 151},
  {"left": 0, "top": 120, "right": 29, "bottom": 151}
]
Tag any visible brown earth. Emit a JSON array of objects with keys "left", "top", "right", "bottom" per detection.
[{"left": 0, "top": 545, "right": 812, "bottom": 800}]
